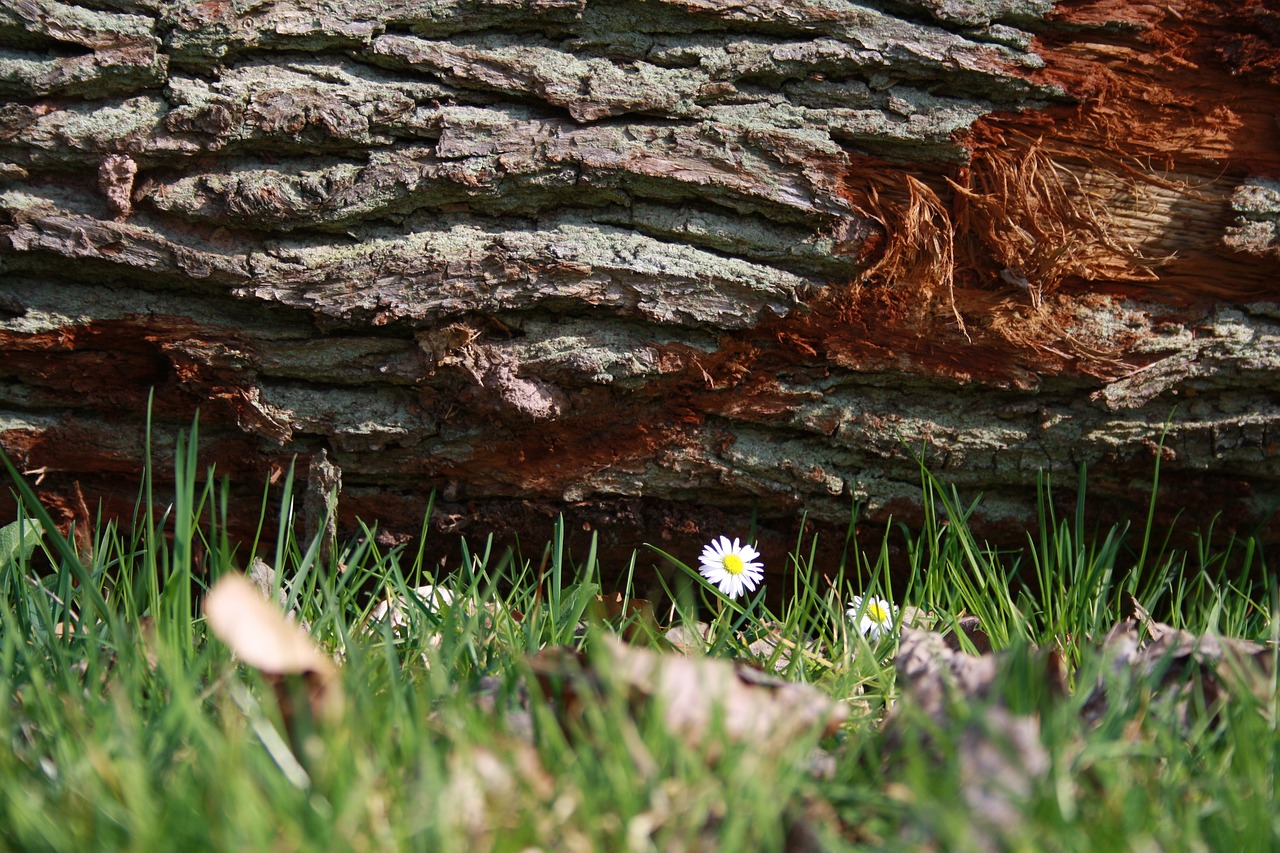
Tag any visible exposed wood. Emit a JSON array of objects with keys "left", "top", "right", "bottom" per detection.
[{"left": 1, "top": 0, "right": 1278, "bottom": 578}]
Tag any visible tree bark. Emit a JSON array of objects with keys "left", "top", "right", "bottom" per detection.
[{"left": 1, "top": 0, "right": 1278, "bottom": 576}]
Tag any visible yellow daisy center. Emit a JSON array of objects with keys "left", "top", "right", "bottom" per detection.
[
  {"left": 722, "top": 553, "right": 746, "bottom": 575},
  {"left": 867, "top": 601, "right": 890, "bottom": 623}
]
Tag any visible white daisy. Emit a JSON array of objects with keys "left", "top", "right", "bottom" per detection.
[
  {"left": 697, "top": 536, "right": 764, "bottom": 600},
  {"left": 847, "top": 595, "right": 896, "bottom": 640}
]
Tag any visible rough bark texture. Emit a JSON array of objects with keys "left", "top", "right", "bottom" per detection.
[{"left": 1, "top": 0, "right": 1278, "bottom": 579}]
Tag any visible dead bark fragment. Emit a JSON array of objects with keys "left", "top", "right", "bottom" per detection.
[{"left": 303, "top": 448, "right": 341, "bottom": 565}]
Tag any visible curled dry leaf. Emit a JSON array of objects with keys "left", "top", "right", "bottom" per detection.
[
  {"left": 532, "top": 635, "right": 847, "bottom": 757},
  {"left": 889, "top": 629, "right": 1053, "bottom": 848},
  {"left": 205, "top": 573, "right": 343, "bottom": 722},
  {"left": 247, "top": 556, "right": 287, "bottom": 607},
  {"left": 596, "top": 591, "right": 660, "bottom": 644},
  {"left": 894, "top": 627, "right": 1066, "bottom": 719},
  {"left": 1085, "top": 599, "right": 1276, "bottom": 724},
  {"left": 893, "top": 628, "right": 1001, "bottom": 719},
  {"left": 943, "top": 614, "right": 993, "bottom": 654},
  {"left": 663, "top": 621, "right": 713, "bottom": 654}
]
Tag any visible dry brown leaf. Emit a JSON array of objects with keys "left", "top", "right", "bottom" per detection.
[
  {"left": 890, "top": 614, "right": 1278, "bottom": 847},
  {"left": 889, "top": 629, "right": 1053, "bottom": 849},
  {"left": 606, "top": 635, "right": 848, "bottom": 752},
  {"left": 955, "top": 707, "right": 1049, "bottom": 848},
  {"left": 595, "top": 592, "right": 660, "bottom": 644},
  {"left": 533, "top": 636, "right": 847, "bottom": 757},
  {"left": 741, "top": 620, "right": 836, "bottom": 672},
  {"left": 206, "top": 573, "right": 330, "bottom": 674},
  {"left": 944, "top": 614, "right": 993, "bottom": 654},
  {"left": 205, "top": 573, "right": 343, "bottom": 722},
  {"left": 1085, "top": 601, "right": 1276, "bottom": 725},
  {"left": 895, "top": 627, "right": 1066, "bottom": 718},
  {"left": 664, "top": 621, "right": 713, "bottom": 654},
  {"left": 893, "top": 627, "right": 1002, "bottom": 719}
]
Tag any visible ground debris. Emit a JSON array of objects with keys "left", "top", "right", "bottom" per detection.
[
  {"left": 529, "top": 634, "right": 847, "bottom": 757},
  {"left": 887, "top": 627, "right": 1055, "bottom": 848},
  {"left": 594, "top": 591, "right": 662, "bottom": 644},
  {"left": 441, "top": 738, "right": 564, "bottom": 848},
  {"left": 884, "top": 609, "right": 1277, "bottom": 847},
  {"left": 1083, "top": 599, "right": 1276, "bottom": 725},
  {"left": 368, "top": 583, "right": 457, "bottom": 629},
  {"left": 205, "top": 573, "right": 344, "bottom": 723}
]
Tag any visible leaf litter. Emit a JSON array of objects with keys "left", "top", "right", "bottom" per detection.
[
  {"left": 1083, "top": 598, "right": 1276, "bottom": 725},
  {"left": 205, "top": 573, "right": 344, "bottom": 724},
  {"left": 530, "top": 634, "right": 848, "bottom": 756},
  {"left": 203, "top": 567, "right": 1276, "bottom": 848},
  {"left": 885, "top": 599, "right": 1276, "bottom": 847}
]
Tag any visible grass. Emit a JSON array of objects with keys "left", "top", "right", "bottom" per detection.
[{"left": 0, "top": 423, "right": 1276, "bottom": 851}]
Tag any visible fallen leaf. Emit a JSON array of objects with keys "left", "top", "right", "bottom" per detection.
[
  {"left": 943, "top": 614, "right": 993, "bottom": 654},
  {"left": 595, "top": 591, "right": 660, "bottom": 644},
  {"left": 531, "top": 635, "right": 847, "bottom": 757},
  {"left": 370, "top": 584, "right": 456, "bottom": 629},
  {"left": 747, "top": 621, "right": 835, "bottom": 671},
  {"left": 664, "top": 621, "right": 713, "bottom": 654},
  {"left": 893, "top": 628, "right": 1001, "bottom": 719},
  {"left": 247, "top": 556, "right": 286, "bottom": 606},
  {"left": 955, "top": 707, "right": 1049, "bottom": 847},
  {"left": 1084, "top": 599, "right": 1275, "bottom": 725},
  {"left": 205, "top": 573, "right": 343, "bottom": 722},
  {"left": 889, "top": 629, "right": 1052, "bottom": 848}
]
